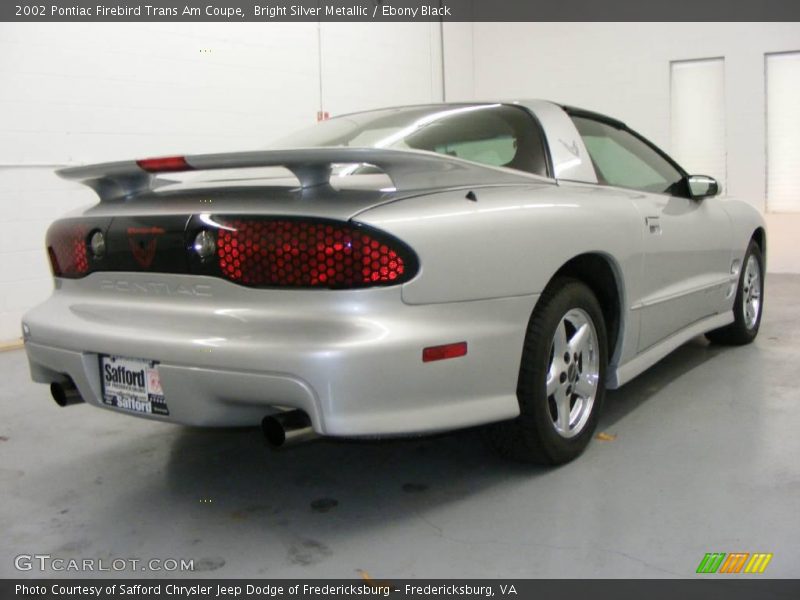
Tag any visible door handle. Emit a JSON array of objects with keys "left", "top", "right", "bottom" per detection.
[{"left": 645, "top": 216, "right": 661, "bottom": 235}]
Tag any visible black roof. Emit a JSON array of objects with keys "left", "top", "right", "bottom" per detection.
[{"left": 560, "top": 105, "right": 627, "bottom": 130}]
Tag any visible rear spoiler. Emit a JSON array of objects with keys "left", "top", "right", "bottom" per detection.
[{"left": 56, "top": 147, "right": 547, "bottom": 202}]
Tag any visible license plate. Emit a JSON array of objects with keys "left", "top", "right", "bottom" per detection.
[{"left": 99, "top": 355, "right": 169, "bottom": 416}]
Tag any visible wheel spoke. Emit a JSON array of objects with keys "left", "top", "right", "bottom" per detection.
[
  {"left": 574, "top": 373, "right": 596, "bottom": 399},
  {"left": 555, "top": 389, "right": 571, "bottom": 433},
  {"left": 546, "top": 362, "right": 558, "bottom": 396},
  {"left": 568, "top": 323, "right": 590, "bottom": 355},
  {"left": 553, "top": 321, "right": 568, "bottom": 357}
]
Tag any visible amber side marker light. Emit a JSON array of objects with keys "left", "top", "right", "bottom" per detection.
[
  {"left": 136, "top": 156, "right": 192, "bottom": 172},
  {"left": 422, "top": 342, "right": 468, "bottom": 363}
]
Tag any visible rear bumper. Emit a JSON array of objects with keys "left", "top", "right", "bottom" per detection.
[{"left": 23, "top": 273, "right": 537, "bottom": 436}]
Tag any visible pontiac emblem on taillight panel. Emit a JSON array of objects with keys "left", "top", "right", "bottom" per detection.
[{"left": 127, "top": 226, "right": 165, "bottom": 268}]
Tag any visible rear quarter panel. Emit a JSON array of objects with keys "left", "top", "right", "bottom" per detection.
[{"left": 354, "top": 182, "right": 644, "bottom": 306}]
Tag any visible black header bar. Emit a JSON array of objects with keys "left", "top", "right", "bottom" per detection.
[{"left": 4, "top": 0, "right": 800, "bottom": 22}]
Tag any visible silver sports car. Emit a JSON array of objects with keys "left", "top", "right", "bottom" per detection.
[{"left": 22, "top": 100, "right": 765, "bottom": 464}]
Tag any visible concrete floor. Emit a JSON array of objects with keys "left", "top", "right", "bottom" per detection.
[{"left": 1, "top": 275, "right": 799, "bottom": 579}]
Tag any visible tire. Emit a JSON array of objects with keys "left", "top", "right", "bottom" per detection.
[
  {"left": 706, "top": 240, "right": 764, "bottom": 346},
  {"left": 488, "top": 277, "right": 608, "bottom": 465}
]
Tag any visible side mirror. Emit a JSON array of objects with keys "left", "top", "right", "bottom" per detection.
[{"left": 687, "top": 175, "right": 720, "bottom": 200}]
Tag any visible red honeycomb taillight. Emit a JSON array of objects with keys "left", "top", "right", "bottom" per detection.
[
  {"left": 210, "top": 217, "right": 416, "bottom": 288},
  {"left": 46, "top": 221, "right": 90, "bottom": 278}
]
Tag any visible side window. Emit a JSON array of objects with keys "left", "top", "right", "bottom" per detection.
[
  {"left": 433, "top": 135, "right": 517, "bottom": 167},
  {"left": 402, "top": 105, "right": 549, "bottom": 176},
  {"left": 571, "top": 116, "right": 684, "bottom": 194}
]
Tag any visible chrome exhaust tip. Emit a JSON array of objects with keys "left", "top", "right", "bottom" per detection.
[
  {"left": 50, "top": 380, "right": 84, "bottom": 407},
  {"left": 262, "top": 410, "right": 316, "bottom": 448}
]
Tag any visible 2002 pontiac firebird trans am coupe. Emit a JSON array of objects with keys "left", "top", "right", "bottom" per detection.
[{"left": 22, "top": 100, "right": 765, "bottom": 464}]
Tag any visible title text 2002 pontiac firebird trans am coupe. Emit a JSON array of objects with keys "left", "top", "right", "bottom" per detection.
[{"left": 22, "top": 100, "right": 765, "bottom": 464}]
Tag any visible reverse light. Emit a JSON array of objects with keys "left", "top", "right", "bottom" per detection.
[
  {"left": 422, "top": 342, "right": 468, "bottom": 363},
  {"left": 193, "top": 229, "right": 216, "bottom": 260},
  {"left": 209, "top": 217, "right": 417, "bottom": 288},
  {"left": 89, "top": 230, "right": 106, "bottom": 259},
  {"left": 136, "top": 156, "right": 191, "bottom": 173}
]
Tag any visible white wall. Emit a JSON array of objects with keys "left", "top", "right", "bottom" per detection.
[
  {"left": 445, "top": 22, "right": 800, "bottom": 274},
  {"left": 0, "top": 22, "right": 443, "bottom": 341},
  {"left": 320, "top": 23, "right": 443, "bottom": 115},
  {"left": 442, "top": 22, "right": 474, "bottom": 101},
  {"left": 670, "top": 58, "right": 727, "bottom": 192}
]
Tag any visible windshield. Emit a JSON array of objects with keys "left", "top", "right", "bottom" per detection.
[{"left": 270, "top": 104, "right": 549, "bottom": 176}]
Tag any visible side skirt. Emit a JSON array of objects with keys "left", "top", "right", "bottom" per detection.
[{"left": 608, "top": 311, "right": 734, "bottom": 389}]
